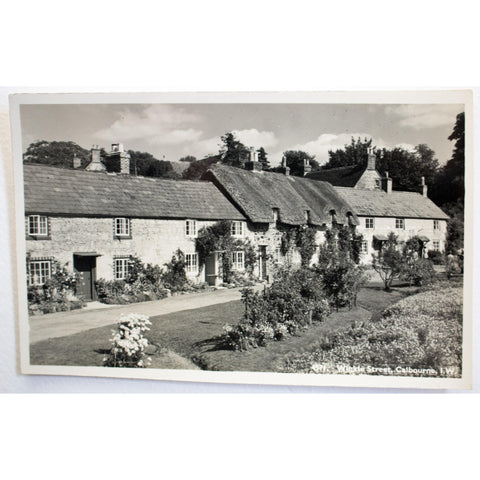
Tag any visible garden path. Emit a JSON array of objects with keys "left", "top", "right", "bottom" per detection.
[{"left": 29, "top": 284, "right": 265, "bottom": 344}]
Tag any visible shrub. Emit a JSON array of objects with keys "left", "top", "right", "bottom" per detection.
[
  {"left": 282, "top": 287, "right": 463, "bottom": 377},
  {"left": 103, "top": 313, "right": 152, "bottom": 368},
  {"left": 222, "top": 267, "right": 331, "bottom": 351},
  {"left": 161, "top": 249, "right": 188, "bottom": 291},
  {"left": 427, "top": 250, "right": 444, "bottom": 265}
]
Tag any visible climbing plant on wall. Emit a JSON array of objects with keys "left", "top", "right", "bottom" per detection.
[
  {"left": 196, "top": 220, "right": 257, "bottom": 282},
  {"left": 280, "top": 225, "right": 317, "bottom": 267}
]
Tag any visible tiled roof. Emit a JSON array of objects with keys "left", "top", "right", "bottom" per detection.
[
  {"left": 24, "top": 164, "right": 245, "bottom": 220},
  {"left": 205, "top": 164, "right": 359, "bottom": 226},
  {"left": 334, "top": 186, "right": 449, "bottom": 220},
  {"left": 306, "top": 164, "right": 366, "bottom": 187}
]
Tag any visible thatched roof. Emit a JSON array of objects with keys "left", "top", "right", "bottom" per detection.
[
  {"left": 24, "top": 163, "right": 245, "bottom": 220},
  {"left": 335, "top": 186, "right": 449, "bottom": 220},
  {"left": 204, "top": 164, "right": 359, "bottom": 226},
  {"left": 306, "top": 164, "right": 366, "bottom": 187}
]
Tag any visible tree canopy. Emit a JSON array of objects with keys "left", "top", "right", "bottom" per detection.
[
  {"left": 23, "top": 140, "right": 91, "bottom": 168},
  {"left": 178, "top": 155, "right": 197, "bottom": 163},
  {"left": 256, "top": 147, "right": 270, "bottom": 170},
  {"left": 220, "top": 132, "right": 250, "bottom": 167},
  {"left": 324, "top": 137, "right": 373, "bottom": 169},
  {"left": 127, "top": 150, "right": 180, "bottom": 179},
  {"left": 281, "top": 150, "right": 319, "bottom": 176}
]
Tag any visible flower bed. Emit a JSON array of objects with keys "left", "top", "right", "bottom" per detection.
[{"left": 282, "top": 286, "right": 463, "bottom": 377}]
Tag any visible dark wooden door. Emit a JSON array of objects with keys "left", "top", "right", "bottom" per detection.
[
  {"left": 74, "top": 256, "right": 96, "bottom": 300},
  {"left": 205, "top": 253, "right": 217, "bottom": 286}
]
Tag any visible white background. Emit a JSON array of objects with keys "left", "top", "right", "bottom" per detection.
[{"left": 0, "top": 1, "right": 479, "bottom": 478}]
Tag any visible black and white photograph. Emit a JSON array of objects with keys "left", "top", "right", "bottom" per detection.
[{"left": 9, "top": 91, "right": 472, "bottom": 389}]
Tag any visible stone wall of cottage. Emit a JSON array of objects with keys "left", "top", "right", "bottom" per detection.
[
  {"left": 356, "top": 216, "right": 448, "bottom": 263},
  {"left": 355, "top": 169, "right": 382, "bottom": 190},
  {"left": 25, "top": 216, "right": 220, "bottom": 283}
]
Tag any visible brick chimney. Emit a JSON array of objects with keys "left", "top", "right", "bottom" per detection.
[
  {"left": 85, "top": 145, "right": 106, "bottom": 172},
  {"left": 421, "top": 176, "right": 428, "bottom": 197},
  {"left": 302, "top": 158, "right": 312, "bottom": 176},
  {"left": 106, "top": 143, "right": 131, "bottom": 174},
  {"left": 367, "top": 147, "right": 376, "bottom": 170},
  {"left": 278, "top": 155, "right": 290, "bottom": 176},
  {"left": 381, "top": 171, "right": 392, "bottom": 194},
  {"left": 245, "top": 146, "right": 263, "bottom": 171}
]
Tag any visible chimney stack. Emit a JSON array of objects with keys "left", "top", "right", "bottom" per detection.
[
  {"left": 367, "top": 147, "right": 376, "bottom": 170},
  {"left": 85, "top": 145, "right": 106, "bottom": 172},
  {"left": 245, "top": 146, "right": 263, "bottom": 171},
  {"left": 381, "top": 171, "right": 392, "bottom": 194},
  {"left": 72, "top": 153, "right": 81, "bottom": 169},
  {"left": 106, "top": 143, "right": 131, "bottom": 174},
  {"left": 421, "top": 176, "right": 428, "bottom": 197},
  {"left": 279, "top": 155, "right": 290, "bottom": 176},
  {"left": 302, "top": 158, "right": 312, "bottom": 176}
]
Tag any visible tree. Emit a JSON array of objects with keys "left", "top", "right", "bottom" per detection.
[
  {"left": 325, "top": 137, "right": 373, "bottom": 169},
  {"left": 282, "top": 150, "right": 319, "bottom": 176},
  {"left": 376, "top": 145, "right": 439, "bottom": 192},
  {"left": 256, "top": 147, "right": 270, "bottom": 170},
  {"left": 371, "top": 233, "right": 403, "bottom": 291},
  {"left": 179, "top": 155, "right": 197, "bottom": 163},
  {"left": 127, "top": 150, "right": 180, "bottom": 179},
  {"left": 23, "top": 140, "right": 90, "bottom": 168},
  {"left": 220, "top": 132, "right": 250, "bottom": 167},
  {"left": 182, "top": 155, "right": 222, "bottom": 180}
]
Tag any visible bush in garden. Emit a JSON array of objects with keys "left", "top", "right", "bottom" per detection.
[
  {"left": 401, "top": 258, "right": 436, "bottom": 287},
  {"left": 371, "top": 232, "right": 404, "bottom": 291},
  {"left": 427, "top": 250, "right": 444, "bottom": 265},
  {"left": 282, "top": 287, "right": 463, "bottom": 377},
  {"left": 222, "top": 267, "right": 331, "bottom": 351},
  {"left": 103, "top": 313, "right": 152, "bottom": 368},
  {"left": 161, "top": 249, "right": 188, "bottom": 291}
]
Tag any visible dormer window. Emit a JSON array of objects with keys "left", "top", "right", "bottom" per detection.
[
  {"left": 28, "top": 215, "right": 48, "bottom": 236},
  {"left": 231, "top": 221, "right": 245, "bottom": 237},
  {"left": 114, "top": 218, "right": 131, "bottom": 237},
  {"left": 185, "top": 220, "right": 197, "bottom": 237}
]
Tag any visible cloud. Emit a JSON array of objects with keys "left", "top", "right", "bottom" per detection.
[
  {"left": 96, "top": 104, "right": 203, "bottom": 147},
  {"left": 385, "top": 104, "right": 463, "bottom": 129},
  {"left": 232, "top": 129, "right": 279, "bottom": 149},
  {"left": 268, "top": 133, "right": 415, "bottom": 166}
]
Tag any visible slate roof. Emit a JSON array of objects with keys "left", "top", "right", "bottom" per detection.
[
  {"left": 334, "top": 186, "right": 449, "bottom": 220},
  {"left": 306, "top": 164, "right": 366, "bottom": 187},
  {"left": 204, "top": 164, "right": 359, "bottom": 226},
  {"left": 24, "top": 164, "right": 245, "bottom": 220}
]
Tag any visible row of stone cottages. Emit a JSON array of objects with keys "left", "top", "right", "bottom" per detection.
[{"left": 24, "top": 143, "right": 448, "bottom": 300}]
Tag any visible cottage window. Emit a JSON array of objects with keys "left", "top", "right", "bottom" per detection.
[
  {"left": 395, "top": 218, "right": 405, "bottom": 229},
  {"left": 361, "top": 241, "right": 368, "bottom": 254},
  {"left": 365, "top": 218, "right": 375, "bottom": 229},
  {"left": 28, "top": 260, "right": 52, "bottom": 286},
  {"left": 114, "top": 258, "right": 130, "bottom": 280},
  {"left": 28, "top": 215, "right": 48, "bottom": 236},
  {"left": 115, "top": 218, "right": 131, "bottom": 237},
  {"left": 232, "top": 251, "right": 245, "bottom": 270},
  {"left": 434, "top": 220, "right": 440, "bottom": 231},
  {"left": 185, "top": 220, "right": 197, "bottom": 237},
  {"left": 185, "top": 253, "right": 198, "bottom": 273},
  {"left": 274, "top": 246, "right": 282, "bottom": 263},
  {"left": 231, "top": 221, "right": 245, "bottom": 237},
  {"left": 433, "top": 241, "right": 440, "bottom": 251}
]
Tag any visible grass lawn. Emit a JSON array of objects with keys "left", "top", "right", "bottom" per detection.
[{"left": 30, "top": 283, "right": 414, "bottom": 372}]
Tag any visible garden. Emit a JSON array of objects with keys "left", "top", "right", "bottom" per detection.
[{"left": 29, "top": 225, "right": 463, "bottom": 378}]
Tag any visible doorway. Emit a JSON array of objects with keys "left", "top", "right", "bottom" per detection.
[{"left": 73, "top": 255, "right": 97, "bottom": 300}]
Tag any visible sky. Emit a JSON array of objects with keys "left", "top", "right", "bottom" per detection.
[{"left": 19, "top": 102, "right": 464, "bottom": 167}]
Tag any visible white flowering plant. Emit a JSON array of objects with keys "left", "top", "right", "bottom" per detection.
[{"left": 103, "top": 313, "right": 152, "bottom": 368}]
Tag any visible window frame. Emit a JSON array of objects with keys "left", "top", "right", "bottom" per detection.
[
  {"left": 432, "top": 241, "right": 440, "bottom": 252},
  {"left": 28, "top": 215, "right": 49, "bottom": 237},
  {"left": 395, "top": 218, "right": 405, "bottom": 229},
  {"left": 230, "top": 221, "right": 245, "bottom": 237},
  {"left": 114, "top": 217, "right": 131, "bottom": 238},
  {"left": 114, "top": 257, "right": 130, "bottom": 280},
  {"left": 361, "top": 240, "right": 368, "bottom": 254},
  {"left": 433, "top": 220, "right": 440, "bottom": 231},
  {"left": 185, "top": 220, "right": 198, "bottom": 238},
  {"left": 231, "top": 250, "right": 245, "bottom": 271},
  {"left": 365, "top": 217, "right": 375, "bottom": 229},
  {"left": 28, "top": 259, "right": 52, "bottom": 286},
  {"left": 185, "top": 253, "right": 199, "bottom": 274}
]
